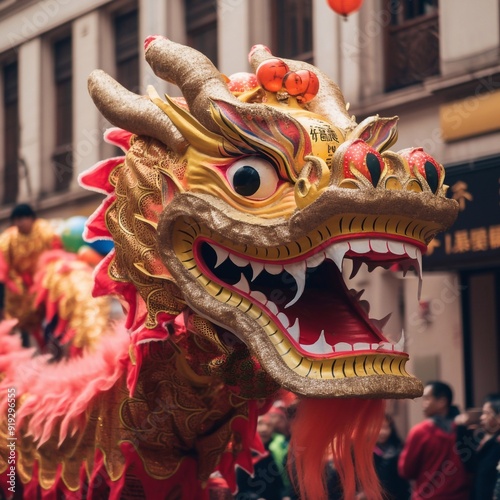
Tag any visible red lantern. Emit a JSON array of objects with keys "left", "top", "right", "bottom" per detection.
[{"left": 326, "top": 0, "right": 364, "bottom": 17}]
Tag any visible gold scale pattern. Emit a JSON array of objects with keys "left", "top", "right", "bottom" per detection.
[
  {"left": 0, "top": 341, "right": 250, "bottom": 491},
  {"left": 105, "top": 137, "right": 187, "bottom": 327}
]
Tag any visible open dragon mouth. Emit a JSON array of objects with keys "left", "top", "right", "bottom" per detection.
[
  {"left": 165, "top": 207, "right": 432, "bottom": 386},
  {"left": 194, "top": 236, "right": 422, "bottom": 360}
]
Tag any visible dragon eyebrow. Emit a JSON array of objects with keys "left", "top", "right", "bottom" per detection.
[{"left": 210, "top": 99, "right": 312, "bottom": 181}]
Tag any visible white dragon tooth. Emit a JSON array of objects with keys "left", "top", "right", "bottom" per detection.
[
  {"left": 416, "top": 249, "right": 423, "bottom": 300},
  {"left": 234, "top": 273, "right": 250, "bottom": 294},
  {"left": 284, "top": 261, "right": 307, "bottom": 309},
  {"left": 372, "top": 343, "right": 380, "bottom": 349},
  {"left": 334, "top": 342, "right": 353, "bottom": 352},
  {"left": 266, "top": 301, "right": 279, "bottom": 315},
  {"left": 277, "top": 312, "right": 290, "bottom": 328},
  {"left": 212, "top": 245, "right": 229, "bottom": 268},
  {"left": 404, "top": 243, "right": 417, "bottom": 259},
  {"left": 353, "top": 342, "right": 371, "bottom": 351},
  {"left": 287, "top": 318, "right": 300, "bottom": 342},
  {"left": 369, "top": 239, "right": 389, "bottom": 253},
  {"left": 265, "top": 263, "right": 283, "bottom": 275},
  {"left": 349, "top": 239, "right": 370, "bottom": 254},
  {"left": 416, "top": 248, "right": 422, "bottom": 278},
  {"left": 250, "top": 261, "right": 264, "bottom": 281},
  {"left": 250, "top": 290, "right": 267, "bottom": 304},
  {"left": 301, "top": 330, "right": 333, "bottom": 355},
  {"left": 306, "top": 251, "right": 325, "bottom": 268},
  {"left": 349, "top": 260, "right": 363, "bottom": 279},
  {"left": 229, "top": 253, "right": 249, "bottom": 268},
  {"left": 394, "top": 330, "right": 405, "bottom": 352},
  {"left": 387, "top": 240, "right": 405, "bottom": 255},
  {"left": 325, "top": 241, "right": 349, "bottom": 272}
]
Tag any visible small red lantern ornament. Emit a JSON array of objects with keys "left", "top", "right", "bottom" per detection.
[
  {"left": 326, "top": 0, "right": 364, "bottom": 17},
  {"left": 256, "top": 59, "right": 289, "bottom": 92},
  {"left": 283, "top": 70, "right": 319, "bottom": 103}
]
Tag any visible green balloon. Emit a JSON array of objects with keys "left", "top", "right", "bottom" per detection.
[{"left": 61, "top": 216, "right": 87, "bottom": 253}]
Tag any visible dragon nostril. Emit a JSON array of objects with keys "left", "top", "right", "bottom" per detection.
[
  {"left": 424, "top": 160, "right": 439, "bottom": 193},
  {"left": 339, "top": 140, "right": 384, "bottom": 188},
  {"left": 398, "top": 148, "right": 443, "bottom": 193},
  {"left": 366, "top": 152, "right": 382, "bottom": 187}
]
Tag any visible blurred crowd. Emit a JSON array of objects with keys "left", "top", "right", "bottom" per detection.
[{"left": 229, "top": 381, "right": 500, "bottom": 500}]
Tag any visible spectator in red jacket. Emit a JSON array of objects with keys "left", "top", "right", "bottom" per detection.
[{"left": 398, "top": 381, "right": 472, "bottom": 499}]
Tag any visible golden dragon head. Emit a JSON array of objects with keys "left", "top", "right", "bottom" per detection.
[{"left": 83, "top": 37, "right": 458, "bottom": 400}]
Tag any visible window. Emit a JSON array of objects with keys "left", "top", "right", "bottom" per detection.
[
  {"left": 114, "top": 9, "right": 139, "bottom": 93},
  {"left": 389, "top": 0, "right": 438, "bottom": 23},
  {"left": 185, "top": 0, "right": 218, "bottom": 65},
  {"left": 3, "top": 60, "right": 19, "bottom": 205},
  {"left": 384, "top": 0, "right": 440, "bottom": 91},
  {"left": 272, "top": 0, "right": 313, "bottom": 63},
  {"left": 52, "top": 36, "right": 73, "bottom": 192}
]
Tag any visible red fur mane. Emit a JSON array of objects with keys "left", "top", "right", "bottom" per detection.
[{"left": 289, "top": 398, "right": 385, "bottom": 500}]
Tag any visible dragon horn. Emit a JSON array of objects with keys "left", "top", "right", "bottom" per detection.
[
  {"left": 248, "top": 45, "right": 355, "bottom": 133},
  {"left": 88, "top": 69, "right": 189, "bottom": 154},
  {"left": 144, "top": 37, "right": 242, "bottom": 134}
]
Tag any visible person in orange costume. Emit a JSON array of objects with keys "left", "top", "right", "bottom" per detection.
[{"left": 0, "top": 204, "right": 61, "bottom": 346}]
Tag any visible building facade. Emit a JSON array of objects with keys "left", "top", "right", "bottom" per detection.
[{"left": 0, "top": 0, "right": 498, "bottom": 432}]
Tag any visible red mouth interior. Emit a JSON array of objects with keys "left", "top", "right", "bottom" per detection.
[
  {"left": 198, "top": 242, "right": 389, "bottom": 355},
  {"left": 282, "top": 261, "right": 382, "bottom": 345}
]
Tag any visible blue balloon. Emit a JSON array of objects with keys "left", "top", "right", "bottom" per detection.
[{"left": 89, "top": 239, "right": 114, "bottom": 256}]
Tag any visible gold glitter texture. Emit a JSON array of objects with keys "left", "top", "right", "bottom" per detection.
[{"left": 0, "top": 341, "right": 252, "bottom": 491}]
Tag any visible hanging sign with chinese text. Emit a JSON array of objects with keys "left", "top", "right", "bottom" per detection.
[{"left": 423, "top": 157, "right": 500, "bottom": 269}]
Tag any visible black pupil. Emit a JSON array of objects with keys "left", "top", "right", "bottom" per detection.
[{"left": 233, "top": 165, "right": 261, "bottom": 196}]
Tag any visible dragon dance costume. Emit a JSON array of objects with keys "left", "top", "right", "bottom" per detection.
[{"left": 0, "top": 37, "right": 458, "bottom": 499}]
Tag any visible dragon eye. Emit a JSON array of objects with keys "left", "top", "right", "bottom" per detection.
[{"left": 226, "top": 157, "right": 279, "bottom": 199}]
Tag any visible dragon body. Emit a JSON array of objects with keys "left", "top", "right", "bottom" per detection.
[{"left": 0, "top": 38, "right": 458, "bottom": 499}]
